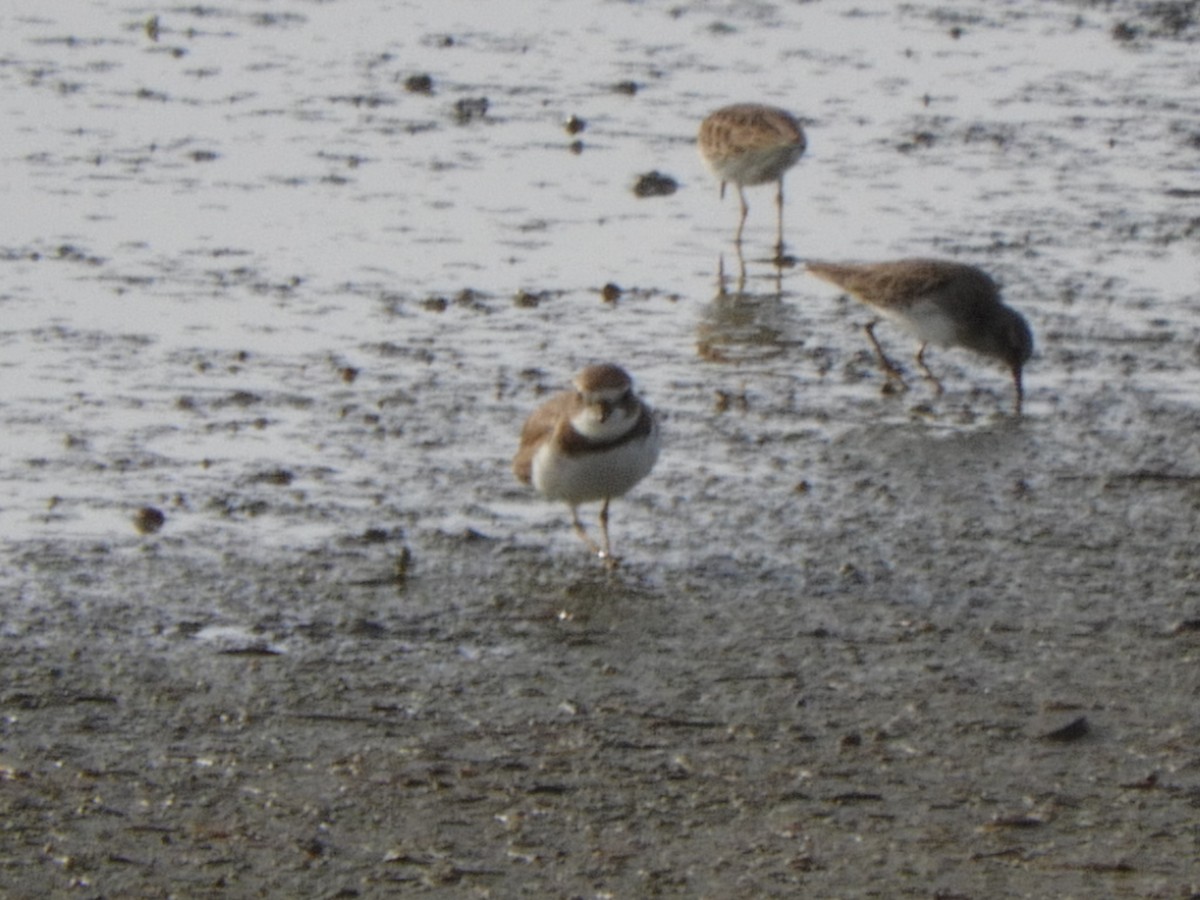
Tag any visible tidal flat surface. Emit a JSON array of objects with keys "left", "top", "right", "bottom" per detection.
[{"left": 2, "top": 0, "right": 1199, "bottom": 896}]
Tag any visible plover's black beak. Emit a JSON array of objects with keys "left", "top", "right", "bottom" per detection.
[{"left": 597, "top": 401, "right": 614, "bottom": 422}]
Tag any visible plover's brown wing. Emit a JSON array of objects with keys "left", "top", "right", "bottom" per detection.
[{"left": 512, "top": 390, "right": 574, "bottom": 484}]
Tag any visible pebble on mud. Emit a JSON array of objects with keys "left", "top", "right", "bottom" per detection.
[
  {"left": 513, "top": 289, "right": 545, "bottom": 308},
  {"left": 404, "top": 73, "right": 434, "bottom": 94},
  {"left": 133, "top": 506, "right": 166, "bottom": 535},
  {"left": 453, "top": 96, "right": 489, "bottom": 124},
  {"left": 632, "top": 171, "right": 678, "bottom": 198},
  {"left": 1040, "top": 715, "right": 1089, "bottom": 742},
  {"left": 1111, "top": 21, "right": 1140, "bottom": 41},
  {"left": 898, "top": 131, "right": 937, "bottom": 153},
  {"left": 984, "top": 814, "right": 1045, "bottom": 830},
  {"left": 251, "top": 468, "right": 295, "bottom": 486},
  {"left": 563, "top": 114, "right": 586, "bottom": 135},
  {"left": 454, "top": 288, "right": 490, "bottom": 312}
]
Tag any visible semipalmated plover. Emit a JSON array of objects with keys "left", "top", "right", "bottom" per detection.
[{"left": 513, "top": 364, "right": 660, "bottom": 567}]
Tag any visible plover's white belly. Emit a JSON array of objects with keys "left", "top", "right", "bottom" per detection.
[
  {"left": 531, "top": 426, "right": 660, "bottom": 505},
  {"left": 882, "top": 298, "right": 960, "bottom": 347}
]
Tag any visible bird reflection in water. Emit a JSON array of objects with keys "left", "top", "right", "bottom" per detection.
[{"left": 696, "top": 255, "right": 800, "bottom": 367}]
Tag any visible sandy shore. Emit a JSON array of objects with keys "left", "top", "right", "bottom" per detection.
[{"left": 3, "top": 0, "right": 1200, "bottom": 896}]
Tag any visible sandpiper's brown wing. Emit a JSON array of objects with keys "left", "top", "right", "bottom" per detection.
[
  {"left": 806, "top": 259, "right": 982, "bottom": 308},
  {"left": 512, "top": 390, "right": 574, "bottom": 484},
  {"left": 700, "top": 104, "right": 805, "bottom": 161}
]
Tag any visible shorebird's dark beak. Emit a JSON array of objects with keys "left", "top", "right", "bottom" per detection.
[{"left": 597, "top": 401, "right": 614, "bottom": 422}]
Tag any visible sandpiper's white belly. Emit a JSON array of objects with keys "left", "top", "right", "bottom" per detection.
[
  {"left": 706, "top": 144, "right": 804, "bottom": 187},
  {"left": 531, "top": 425, "right": 660, "bottom": 505},
  {"left": 881, "top": 297, "right": 960, "bottom": 347}
]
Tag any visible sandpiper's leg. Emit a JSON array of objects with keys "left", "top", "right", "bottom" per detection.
[
  {"left": 598, "top": 499, "right": 619, "bottom": 569},
  {"left": 864, "top": 321, "right": 907, "bottom": 385},
  {"left": 570, "top": 506, "right": 602, "bottom": 556},
  {"left": 716, "top": 253, "right": 747, "bottom": 297},
  {"left": 774, "top": 177, "right": 786, "bottom": 261},
  {"left": 914, "top": 342, "right": 944, "bottom": 395},
  {"left": 1011, "top": 366, "right": 1024, "bottom": 416},
  {"left": 734, "top": 185, "right": 750, "bottom": 248}
]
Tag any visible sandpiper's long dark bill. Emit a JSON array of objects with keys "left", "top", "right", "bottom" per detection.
[
  {"left": 698, "top": 103, "right": 807, "bottom": 258},
  {"left": 512, "top": 364, "right": 660, "bottom": 567},
  {"left": 806, "top": 258, "right": 1034, "bottom": 414}
]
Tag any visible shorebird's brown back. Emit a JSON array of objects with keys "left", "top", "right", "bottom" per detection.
[
  {"left": 512, "top": 391, "right": 574, "bottom": 485},
  {"left": 806, "top": 259, "right": 997, "bottom": 310},
  {"left": 699, "top": 104, "right": 806, "bottom": 165},
  {"left": 574, "top": 363, "right": 633, "bottom": 396}
]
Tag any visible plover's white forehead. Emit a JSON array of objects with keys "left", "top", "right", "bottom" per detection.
[{"left": 573, "top": 363, "right": 633, "bottom": 396}]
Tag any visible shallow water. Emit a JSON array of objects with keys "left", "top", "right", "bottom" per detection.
[{"left": 3, "top": 0, "right": 1200, "bottom": 896}]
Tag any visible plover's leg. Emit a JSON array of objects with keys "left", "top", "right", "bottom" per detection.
[
  {"left": 1011, "top": 366, "right": 1024, "bottom": 416},
  {"left": 864, "top": 321, "right": 907, "bottom": 386},
  {"left": 597, "top": 499, "right": 620, "bottom": 569},
  {"left": 914, "top": 342, "right": 944, "bottom": 395},
  {"left": 735, "top": 185, "right": 750, "bottom": 248},
  {"left": 569, "top": 506, "right": 602, "bottom": 556}
]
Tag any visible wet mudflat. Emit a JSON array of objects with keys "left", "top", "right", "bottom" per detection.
[{"left": 2, "top": 0, "right": 1200, "bottom": 896}]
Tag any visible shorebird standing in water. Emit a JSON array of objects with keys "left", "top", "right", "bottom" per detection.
[
  {"left": 512, "top": 364, "right": 660, "bottom": 568},
  {"left": 806, "top": 258, "right": 1034, "bottom": 414},
  {"left": 698, "top": 103, "right": 807, "bottom": 262}
]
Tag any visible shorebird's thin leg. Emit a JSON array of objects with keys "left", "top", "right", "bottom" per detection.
[
  {"left": 864, "top": 321, "right": 907, "bottom": 385},
  {"left": 774, "top": 177, "right": 786, "bottom": 261},
  {"left": 1012, "top": 367, "right": 1024, "bottom": 417},
  {"left": 598, "top": 499, "right": 619, "bottom": 569},
  {"left": 914, "top": 342, "right": 944, "bottom": 395},
  {"left": 735, "top": 185, "right": 750, "bottom": 248},
  {"left": 717, "top": 252, "right": 746, "bottom": 298},
  {"left": 570, "top": 506, "right": 602, "bottom": 556}
]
